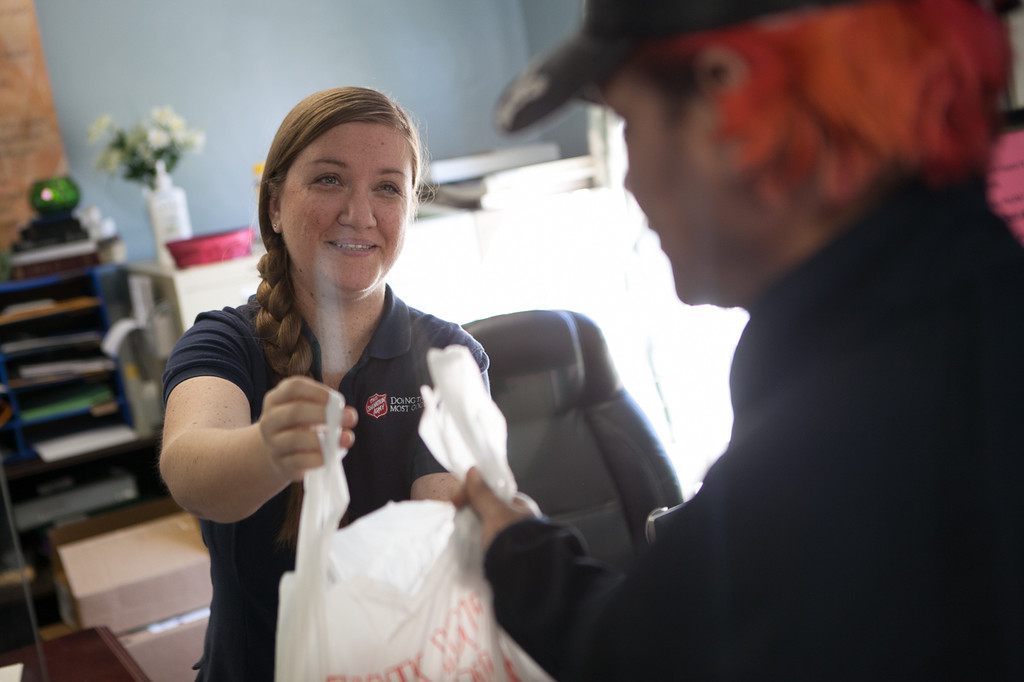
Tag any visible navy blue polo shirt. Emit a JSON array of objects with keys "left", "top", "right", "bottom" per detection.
[{"left": 162, "top": 285, "right": 488, "bottom": 682}]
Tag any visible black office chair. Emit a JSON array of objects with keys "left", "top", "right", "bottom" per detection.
[{"left": 463, "top": 309, "right": 684, "bottom": 570}]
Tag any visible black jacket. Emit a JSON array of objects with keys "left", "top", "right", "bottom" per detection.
[{"left": 486, "top": 181, "right": 1024, "bottom": 681}]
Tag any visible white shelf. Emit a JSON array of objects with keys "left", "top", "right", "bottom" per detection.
[{"left": 127, "top": 254, "right": 263, "bottom": 341}]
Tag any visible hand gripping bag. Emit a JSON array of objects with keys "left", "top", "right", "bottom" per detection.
[{"left": 275, "top": 346, "right": 552, "bottom": 681}]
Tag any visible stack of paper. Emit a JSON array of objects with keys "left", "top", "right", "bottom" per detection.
[
  {"left": 17, "top": 358, "right": 115, "bottom": 380},
  {"left": 33, "top": 424, "right": 137, "bottom": 462},
  {"left": 432, "top": 155, "right": 597, "bottom": 210},
  {"left": 19, "top": 383, "right": 115, "bottom": 421}
]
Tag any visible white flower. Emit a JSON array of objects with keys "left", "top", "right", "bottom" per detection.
[
  {"left": 147, "top": 128, "right": 171, "bottom": 150},
  {"left": 96, "top": 147, "right": 124, "bottom": 174},
  {"left": 150, "top": 106, "right": 181, "bottom": 129},
  {"left": 171, "top": 127, "right": 200, "bottom": 150},
  {"left": 89, "top": 105, "right": 204, "bottom": 187},
  {"left": 125, "top": 127, "right": 148, "bottom": 150},
  {"left": 87, "top": 114, "right": 113, "bottom": 144}
]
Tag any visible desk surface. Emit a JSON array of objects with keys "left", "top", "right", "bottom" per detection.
[{"left": 0, "top": 626, "right": 149, "bottom": 682}]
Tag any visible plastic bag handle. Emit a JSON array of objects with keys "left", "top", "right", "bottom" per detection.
[
  {"left": 277, "top": 390, "right": 349, "bottom": 680},
  {"left": 419, "top": 345, "right": 517, "bottom": 502}
]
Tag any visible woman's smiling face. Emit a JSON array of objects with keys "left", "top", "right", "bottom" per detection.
[{"left": 269, "top": 121, "right": 414, "bottom": 312}]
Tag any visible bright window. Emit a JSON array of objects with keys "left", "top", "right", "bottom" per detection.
[{"left": 390, "top": 182, "right": 746, "bottom": 497}]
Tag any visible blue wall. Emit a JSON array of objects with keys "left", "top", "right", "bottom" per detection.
[{"left": 34, "top": 0, "right": 583, "bottom": 262}]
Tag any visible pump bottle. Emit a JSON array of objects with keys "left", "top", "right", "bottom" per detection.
[{"left": 146, "top": 160, "right": 193, "bottom": 267}]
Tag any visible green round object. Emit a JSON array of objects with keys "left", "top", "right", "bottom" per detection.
[{"left": 29, "top": 176, "right": 81, "bottom": 214}]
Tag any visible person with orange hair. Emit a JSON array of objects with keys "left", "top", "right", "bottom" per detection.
[{"left": 460, "top": 0, "right": 1024, "bottom": 679}]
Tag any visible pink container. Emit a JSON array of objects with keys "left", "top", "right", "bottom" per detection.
[{"left": 166, "top": 227, "right": 254, "bottom": 268}]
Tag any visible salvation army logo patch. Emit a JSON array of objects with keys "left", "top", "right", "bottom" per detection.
[{"left": 365, "top": 393, "right": 388, "bottom": 419}]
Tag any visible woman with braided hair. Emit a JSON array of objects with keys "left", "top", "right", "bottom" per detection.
[{"left": 159, "top": 86, "right": 487, "bottom": 682}]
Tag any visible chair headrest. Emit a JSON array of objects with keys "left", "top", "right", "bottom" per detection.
[{"left": 464, "top": 309, "right": 623, "bottom": 421}]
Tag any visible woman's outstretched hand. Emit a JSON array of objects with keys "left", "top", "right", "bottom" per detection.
[{"left": 259, "top": 376, "right": 358, "bottom": 482}]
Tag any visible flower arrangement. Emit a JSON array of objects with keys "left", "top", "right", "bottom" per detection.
[{"left": 89, "top": 106, "right": 205, "bottom": 189}]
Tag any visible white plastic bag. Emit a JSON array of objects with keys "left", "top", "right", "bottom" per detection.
[{"left": 275, "top": 346, "right": 552, "bottom": 681}]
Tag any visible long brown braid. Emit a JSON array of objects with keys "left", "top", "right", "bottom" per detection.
[{"left": 253, "top": 87, "right": 425, "bottom": 547}]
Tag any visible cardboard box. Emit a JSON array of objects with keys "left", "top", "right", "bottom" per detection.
[
  {"left": 48, "top": 497, "right": 212, "bottom": 635},
  {"left": 119, "top": 609, "right": 209, "bottom": 682}
]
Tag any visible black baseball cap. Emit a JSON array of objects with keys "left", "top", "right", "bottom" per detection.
[{"left": 495, "top": 0, "right": 867, "bottom": 133}]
